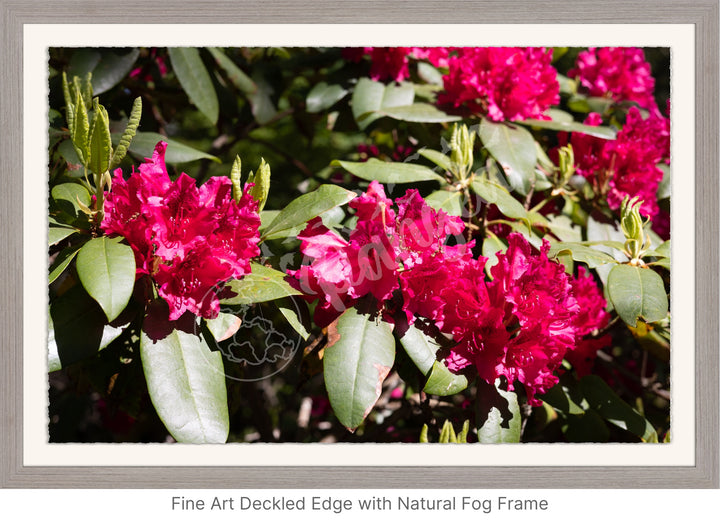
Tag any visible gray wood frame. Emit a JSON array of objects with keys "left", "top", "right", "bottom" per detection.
[{"left": 1, "top": 0, "right": 717, "bottom": 488}]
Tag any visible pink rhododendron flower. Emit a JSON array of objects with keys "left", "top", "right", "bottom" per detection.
[
  {"left": 343, "top": 47, "right": 451, "bottom": 83},
  {"left": 569, "top": 47, "right": 658, "bottom": 112},
  {"left": 437, "top": 47, "right": 560, "bottom": 121},
  {"left": 569, "top": 107, "right": 669, "bottom": 218},
  {"left": 102, "top": 141, "right": 261, "bottom": 321}
]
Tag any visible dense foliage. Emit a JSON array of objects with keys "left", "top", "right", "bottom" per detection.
[{"left": 48, "top": 46, "right": 671, "bottom": 444}]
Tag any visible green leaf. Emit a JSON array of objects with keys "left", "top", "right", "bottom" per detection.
[
  {"left": 48, "top": 285, "right": 130, "bottom": 372},
  {"left": 332, "top": 158, "right": 445, "bottom": 184},
  {"left": 261, "top": 184, "right": 356, "bottom": 239},
  {"left": 88, "top": 99, "right": 112, "bottom": 175},
  {"left": 206, "top": 47, "right": 257, "bottom": 94},
  {"left": 90, "top": 49, "right": 140, "bottom": 96},
  {"left": 306, "top": 82, "right": 349, "bottom": 113},
  {"left": 379, "top": 103, "right": 461, "bottom": 123},
  {"left": 417, "top": 61, "right": 444, "bottom": 85},
  {"left": 607, "top": 265, "right": 668, "bottom": 326},
  {"left": 470, "top": 178, "right": 529, "bottom": 222},
  {"left": 168, "top": 47, "right": 219, "bottom": 125},
  {"left": 75, "top": 237, "right": 136, "bottom": 323},
  {"left": 109, "top": 96, "right": 142, "bottom": 170},
  {"left": 580, "top": 375, "right": 658, "bottom": 442},
  {"left": 204, "top": 311, "right": 242, "bottom": 343},
  {"left": 49, "top": 244, "right": 84, "bottom": 284},
  {"left": 424, "top": 361, "right": 469, "bottom": 396},
  {"left": 351, "top": 78, "right": 414, "bottom": 129},
  {"left": 140, "top": 307, "right": 229, "bottom": 444},
  {"left": 278, "top": 305, "right": 310, "bottom": 341},
  {"left": 418, "top": 148, "right": 453, "bottom": 173},
  {"left": 476, "top": 379, "right": 522, "bottom": 443},
  {"left": 48, "top": 226, "right": 76, "bottom": 246},
  {"left": 51, "top": 183, "right": 91, "bottom": 219},
  {"left": 547, "top": 242, "right": 617, "bottom": 268},
  {"left": 323, "top": 307, "right": 395, "bottom": 431},
  {"left": 424, "top": 190, "right": 464, "bottom": 217},
  {"left": 220, "top": 263, "right": 300, "bottom": 305},
  {"left": 481, "top": 234, "right": 506, "bottom": 273},
  {"left": 519, "top": 116, "right": 617, "bottom": 140},
  {"left": 478, "top": 119, "right": 537, "bottom": 195},
  {"left": 114, "top": 131, "right": 220, "bottom": 164}
]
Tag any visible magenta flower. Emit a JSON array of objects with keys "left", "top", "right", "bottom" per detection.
[
  {"left": 437, "top": 47, "right": 560, "bottom": 121},
  {"left": 569, "top": 47, "right": 658, "bottom": 112},
  {"left": 570, "top": 107, "right": 669, "bottom": 218},
  {"left": 102, "top": 141, "right": 261, "bottom": 321}
]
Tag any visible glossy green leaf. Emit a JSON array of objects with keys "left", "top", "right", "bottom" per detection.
[
  {"left": 607, "top": 264, "right": 669, "bottom": 326},
  {"left": 323, "top": 307, "right": 395, "bottom": 431},
  {"left": 478, "top": 119, "right": 537, "bottom": 195},
  {"left": 424, "top": 190, "right": 464, "bottom": 217},
  {"left": 206, "top": 47, "right": 256, "bottom": 94},
  {"left": 48, "top": 285, "right": 129, "bottom": 372},
  {"left": 476, "top": 379, "right": 522, "bottom": 443},
  {"left": 278, "top": 305, "right": 311, "bottom": 341},
  {"left": 51, "top": 183, "right": 91, "bottom": 219},
  {"left": 90, "top": 49, "right": 140, "bottom": 96},
  {"left": 332, "top": 158, "right": 445, "bottom": 184},
  {"left": 379, "top": 103, "right": 461, "bottom": 123},
  {"left": 261, "top": 184, "right": 356, "bottom": 239},
  {"left": 140, "top": 310, "right": 229, "bottom": 444},
  {"left": 418, "top": 148, "right": 453, "bottom": 173},
  {"left": 470, "top": 178, "right": 529, "bottom": 222},
  {"left": 519, "top": 115, "right": 617, "bottom": 140},
  {"left": 580, "top": 375, "right": 658, "bottom": 442},
  {"left": 548, "top": 242, "right": 617, "bottom": 268},
  {"left": 351, "top": 78, "right": 414, "bottom": 129},
  {"left": 114, "top": 131, "right": 220, "bottom": 164},
  {"left": 481, "top": 234, "right": 506, "bottom": 273},
  {"left": 49, "top": 244, "right": 83, "bottom": 284},
  {"left": 221, "top": 263, "right": 301, "bottom": 305},
  {"left": 75, "top": 237, "right": 136, "bottom": 322},
  {"left": 168, "top": 47, "right": 219, "bottom": 125},
  {"left": 48, "top": 227, "right": 76, "bottom": 246},
  {"left": 306, "top": 82, "right": 349, "bottom": 113},
  {"left": 424, "top": 361, "right": 469, "bottom": 396}
]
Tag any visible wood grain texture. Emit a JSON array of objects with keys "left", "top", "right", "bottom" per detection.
[{"left": 1, "top": 0, "right": 717, "bottom": 489}]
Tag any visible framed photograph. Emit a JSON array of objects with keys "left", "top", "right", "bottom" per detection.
[{"left": 2, "top": 1, "right": 717, "bottom": 489}]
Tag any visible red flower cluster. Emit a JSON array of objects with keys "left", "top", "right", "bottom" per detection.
[
  {"left": 291, "top": 182, "right": 609, "bottom": 404},
  {"left": 437, "top": 47, "right": 560, "bottom": 122},
  {"left": 102, "top": 142, "right": 261, "bottom": 321},
  {"left": 569, "top": 107, "right": 670, "bottom": 219},
  {"left": 569, "top": 47, "right": 658, "bottom": 112}
]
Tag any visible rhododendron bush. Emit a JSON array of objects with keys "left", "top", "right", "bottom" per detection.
[{"left": 48, "top": 46, "right": 670, "bottom": 444}]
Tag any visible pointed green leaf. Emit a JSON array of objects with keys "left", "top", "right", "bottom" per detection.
[
  {"left": 580, "top": 375, "right": 658, "bottom": 442},
  {"left": 140, "top": 310, "right": 229, "bottom": 443},
  {"left": 332, "top": 158, "right": 445, "bottom": 184},
  {"left": 261, "top": 184, "right": 356, "bottom": 239},
  {"left": 90, "top": 49, "right": 140, "bottom": 96},
  {"left": 519, "top": 115, "right": 617, "bottom": 140},
  {"left": 424, "top": 190, "right": 464, "bottom": 217},
  {"left": 323, "top": 307, "right": 395, "bottom": 431},
  {"left": 470, "top": 178, "right": 529, "bottom": 222},
  {"left": 424, "top": 361, "right": 469, "bottom": 396},
  {"left": 478, "top": 118, "right": 537, "bottom": 195},
  {"left": 351, "top": 78, "right": 414, "bottom": 129},
  {"left": 221, "top": 263, "right": 300, "bottom": 305},
  {"left": 49, "top": 244, "right": 83, "bottom": 284},
  {"left": 168, "top": 47, "right": 219, "bottom": 125},
  {"left": 207, "top": 47, "right": 256, "bottom": 94},
  {"left": 51, "top": 183, "right": 91, "bottom": 219},
  {"left": 306, "top": 82, "right": 349, "bottom": 113},
  {"left": 607, "top": 264, "right": 668, "bottom": 326},
  {"left": 476, "top": 379, "right": 522, "bottom": 443},
  {"left": 114, "top": 131, "right": 220, "bottom": 164},
  {"left": 48, "top": 285, "right": 130, "bottom": 371},
  {"left": 110, "top": 96, "right": 142, "bottom": 170},
  {"left": 548, "top": 242, "right": 617, "bottom": 268},
  {"left": 48, "top": 226, "right": 76, "bottom": 246},
  {"left": 379, "top": 103, "right": 461, "bottom": 123},
  {"left": 75, "top": 237, "right": 136, "bottom": 322},
  {"left": 418, "top": 148, "right": 453, "bottom": 173}
]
